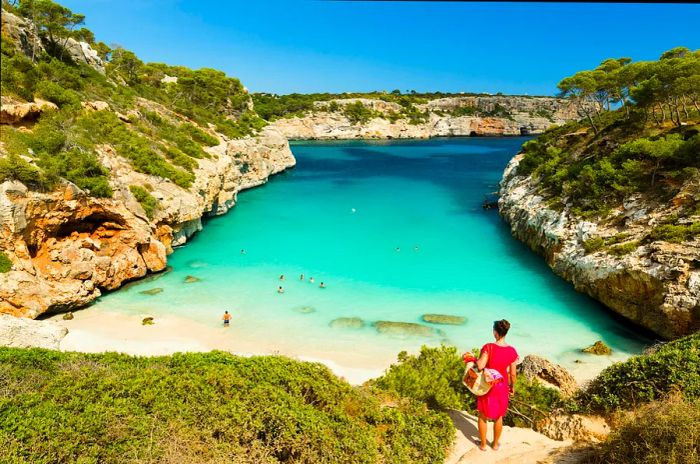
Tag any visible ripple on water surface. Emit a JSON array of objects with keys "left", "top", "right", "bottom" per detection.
[{"left": 92, "top": 138, "right": 651, "bottom": 376}]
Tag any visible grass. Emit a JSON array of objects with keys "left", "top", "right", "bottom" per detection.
[{"left": 0, "top": 251, "right": 12, "bottom": 272}]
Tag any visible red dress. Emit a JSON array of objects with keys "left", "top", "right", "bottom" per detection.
[{"left": 476, "top": 343, "right": 519, "bottom": 420}]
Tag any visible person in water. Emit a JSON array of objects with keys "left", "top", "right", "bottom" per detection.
[
  {"left": 222, "top": 310, "right": 231, "bottom": 327},
  {"left": 309, "top": 277, "right": 315, "bottom": 284},
  {"left": 279, "top": 274, "right": 285, "bottom": 281},
  {"left": 300, "top": 273, "right": 305, "bottom": 281},
  {"left": 240, "top": 249, "right": 246, "bottom": 254},
  {"left": 319, "top": 282, "right": 326, "bottom": 288},
  {"left": 278, "top": 286, "right": 284, "bottom": 294},
  {"left": 472, "top": 319, "right": 518, "bottom": 451}
]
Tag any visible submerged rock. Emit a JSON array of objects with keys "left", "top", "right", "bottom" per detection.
[
  {"left": 293, "top": 305, "right": 316, "bottom": 314},
  {"left": 518, "top": 354, "right": 578, "bottom": 397},
  {"left": 139, "top": 288, "right": 163, "bottom": 296},
  {"left": 582, "top": 341, "right": 612, "bottom": 355},
  {"left": 374, "top": 321, "right": 435, "bottom": 337},
  {"left": 142, "top": 317, "right": 154, "bottom": 326},
  {"left": 184, "top": 275, "right": 200, "bottom": 283},
  {"left": 421, "top": 314, "right": 466, "bottom": 325},
  {"left": 330, "top": 317, "right": 365, "bottom": 329}
]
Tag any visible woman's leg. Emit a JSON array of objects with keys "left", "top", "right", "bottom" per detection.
[
  {"left": 478, "top": 413, "right": 488, "bottom": 450},
  {"left": 492, "top": 416, "right": 503, "bottom": 450}
]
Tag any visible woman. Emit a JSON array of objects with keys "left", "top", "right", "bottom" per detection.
[{"left": 474, "top": 319, "right": 518, "bottom": 451}]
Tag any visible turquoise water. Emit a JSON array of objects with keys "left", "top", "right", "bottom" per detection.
[{"left": 92, "top": 138, "right": 650, "bottom": 374}]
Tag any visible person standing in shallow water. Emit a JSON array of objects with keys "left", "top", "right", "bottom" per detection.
[
  {"left": 472, "top": 319, "right": 518, "bottom": 451},
  {"left": 222, "top": 311, "right": 231, "bottom": 328}
]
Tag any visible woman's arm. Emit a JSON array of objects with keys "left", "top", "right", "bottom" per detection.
[
  {"left": 476, "top": 348, "right": 488, "bottom": 371},
  {"left": 508, "top": 360, "right": 517, "bottom": 395}
]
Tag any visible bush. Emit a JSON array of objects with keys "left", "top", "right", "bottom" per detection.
[
  {"left": 650, "top": 222, "right": 700, "bottom": 243},
  {"left": 129, "top": 185, "right": 158, "bottom": 219},
  {"left": 182, "top": 123, "right": 219, "bottom": 146},
  {"left": 592, "top": 394, "right": 700, "bottom": 464},
  {"left": 0, "top": 154, "right": 45, "bottom": 189},
  {"left": 35, "top": 80, "right": 81, "bottom": 107},
  {"left": 0, "top": 348, "right": 454, "bottom": 464},
  {"left": 577, "top": 332, "right": 700, "bottom": 412},
  {"left": 583, "top": 237, "right": 605, "bottom": 253},
  {"left": 343, "top": 101, "right": 376, "bottom": 124},
  {"left": 0, "top": 251, "right": 12, "bottom": 273}
]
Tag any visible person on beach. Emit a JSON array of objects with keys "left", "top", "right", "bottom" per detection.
[
  {"left": 278, "top": 286, "right": 284, "bottom": 294},
  {"left": 222, "top": 311, "right": 231, "bottom": 327},
  {"left": 319, "top": 282, "right": 326, "bottom": 288},
  {"left": 471, "top": 319, "right": 518, "bottom": 451}
]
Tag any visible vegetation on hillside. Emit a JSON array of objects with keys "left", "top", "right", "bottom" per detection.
[
  {"left": 518, "top": 48, "right": 700, "bottom": 229},
  {"left": 0, "top": 348, "right": 454, "bottom": 463},
  {"left": 576, "top": 332, "right": 700, "bottom": 413},
  {"left": 0, "top": 0, "right": 266, "bottom": 197}
]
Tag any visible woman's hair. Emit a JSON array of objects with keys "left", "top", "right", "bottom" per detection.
[{"left": 493, "top": 319, "right": 511, "bottom": 338}]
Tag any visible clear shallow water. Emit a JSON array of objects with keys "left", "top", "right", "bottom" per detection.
[{"left": 92, "top": 138, "right": 651, "bottom": 374}]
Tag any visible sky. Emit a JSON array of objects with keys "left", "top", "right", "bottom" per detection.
[{"left": 59, "top": 0, "right": 700, "bottom": 96}]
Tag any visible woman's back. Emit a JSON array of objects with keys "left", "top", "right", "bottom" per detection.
[{"left": 482, "top": 343, "right": 518, "bottom": 378}]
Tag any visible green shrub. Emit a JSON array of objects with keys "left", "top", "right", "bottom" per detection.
[
  {"left": 0, "top": 251, "right": 12, "bottom": 273},
  {"left": 182, "top": 123, "right": 219, "bottom": 146},
  {"left": 583, "top": 237, "right": 605, "bottom": 253},
  {"left": 0, "top": 153, "right": 44, "bottom": 188},
  {"left": 607, "top": 241, "right": 640, "bottom": 256},
  {"left": 343, "top": 101, "right": 376, "bottom": 124},
  {"left": 650, "top": 222, "right": 700, "bottom": 243},
  {"left": 592, "top": 394, "right": 700, "bottom": 464},
  {"left": 577, "top": 332, "right": 700, "bottom": 412},
  {"left": 35, "top": 80, "right": 81, "bottom": 107},
  {"left": 129, "top": 185, "right": 158, "bottom": 219},
  {"left": 0, "top": 348, "right": 454, "bottom": 464}
]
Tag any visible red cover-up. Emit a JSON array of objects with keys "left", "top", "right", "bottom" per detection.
[{"left": 476, "top": 343, "right": 519, "bottom": 420}]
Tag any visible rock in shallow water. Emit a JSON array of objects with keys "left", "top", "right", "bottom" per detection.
[
  {"left": 374, "top": 321, "right": 435, "bottom": 337},
  {"left": 293, "top": 305, "right": 315, "bottom": 314},
  {"left": 139, "top": 288, "right": 163, "bottom": 296},
  {"left": 330, "top": 317, "right": 365, "bottom": 329},
  {"left": 421, "top": 314, "right": 466, "bottom": 325},
  {"left": 184, "top": 275, "right": 200, "bottom": 283},
  {"left": 142, "top": 317, "right": 154, "bottom": 326},
  {"left": 582, "top": 340, "right": 612, "bottom": 355}
]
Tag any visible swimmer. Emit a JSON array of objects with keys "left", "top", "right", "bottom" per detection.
[
  {"left": 278, "top": 286, "right": 284, "bottom": 294},
  {"left": 300, "top": 273, "right": 305, "bottom": 281},
  {"left": 240, "top": 249, "right": 246, "bottom": 254},
  {"left": 279, "top": 274, "right": 285, "bottom": 281},
  {"left": 395, "top": 247, "right": 401, "bottom": 252},
  {"left": 351, "top": 208, "right": 356, "bottom": 213},
  {"left": 319, "top": 282, "right": 326, "bottom": 289},
  {"left": 414, "top": 245, "right": 420, "bottom": 251},
  {"left": 309, "top": 277, "right": 315, "bottom": 284}
]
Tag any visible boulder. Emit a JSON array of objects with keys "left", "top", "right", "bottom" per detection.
[
  {"left": 0, "top": 314, "right": 68, "bottom": 349},
  {"left": 517, "top": 354, "right": 578, "bottom": 397},
  {"left": 330, "top": 317, "right": 365, "bottom": 329},
  {"left": 421, "top": 314, "right": 466, "bottom": 325},
  {"left": 0, "top": 99, "right": 58, "bottom": 124},
  {"left": 536, "top": 413, "right": 610, "bottom": 442},
  {"left": 582, "top": 341, "right": 612, "bottom": 356},
  {"left": 374, "top": 321, "right": 435, "bottom": 337},
  {"left": 142, "top": 317, "right": 154, "bottom": 326},
  {"left": 62, "top": 312, "right": 74, "bottom": 320}
]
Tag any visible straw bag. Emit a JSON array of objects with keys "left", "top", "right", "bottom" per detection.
[{"left": 462, "top": 361, "right": 498, "bottom": 396}]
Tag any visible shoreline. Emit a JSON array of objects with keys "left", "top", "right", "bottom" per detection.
[{"left": 48, "top": 306, "right": 623, "bottom": 387}]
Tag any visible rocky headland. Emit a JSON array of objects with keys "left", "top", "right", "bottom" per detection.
[{"left": 271, "top": 96, "right": 580, "bottom": 139}]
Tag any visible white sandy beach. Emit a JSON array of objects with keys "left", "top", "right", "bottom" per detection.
[{"left": 50, "top": 307, "right": 614, "bottom": 387}]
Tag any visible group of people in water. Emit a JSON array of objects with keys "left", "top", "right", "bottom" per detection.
[{"left": 278, "top": 273, "right": 326, "bottom": 293}]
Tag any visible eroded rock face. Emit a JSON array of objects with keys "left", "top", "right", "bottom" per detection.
[
  {"left": 0, "top": 125, "right": 295, "bottom": 319},
  {"left": 272, "top": 96, "right": 580, "bottom": 139},
  {"left": 518, "top": 354, "right": 579, "bottom": 397},
  {"left": 0, "top": 97, "right": 58, "bottom": 125},
  {"left": 499, "top": 153, "right": 700, "bottom": 339},
  {"left": 536, "top": 413, "right": 610, "bottom": 442}
]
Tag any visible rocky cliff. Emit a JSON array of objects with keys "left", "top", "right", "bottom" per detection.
[
  {"left": 272, "top": 96, "right": 580, "bottom": 139},
  {"left": 499, "top": 153, "right": 700, "bottom": 339},
  {"left": 0, "top": 122, "right": 295, "bottom": 318}
]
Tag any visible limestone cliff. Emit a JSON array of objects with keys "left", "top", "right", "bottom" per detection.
[
  {"left": 272, "top": 96, "right": 580, "bottom": 139},
  {"left": 499, "top": 152, "right": 700, "bottom": 339},
  {"left": 0, "top": 124, "right": 295, "bottom": 318}
]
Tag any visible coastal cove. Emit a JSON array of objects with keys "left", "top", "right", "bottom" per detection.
[{"left": 58, "top": 137, "right": 652, "bottom": 383}]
